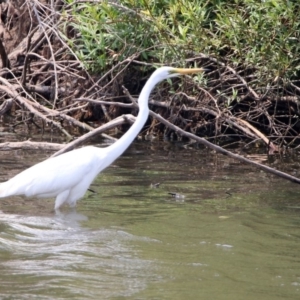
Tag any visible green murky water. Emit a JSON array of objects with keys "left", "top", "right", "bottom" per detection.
[{"left": 0, "top": 141, "right": 300, "bottom": 299}]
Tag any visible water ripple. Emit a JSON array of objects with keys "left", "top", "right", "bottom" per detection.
[{"left": 0, "top": 211, "right": 156, "bottom": 299}]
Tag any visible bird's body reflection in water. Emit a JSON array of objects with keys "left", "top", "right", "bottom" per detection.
[{"left": 54, "top": 209, "right": 88, "bottom": 225}]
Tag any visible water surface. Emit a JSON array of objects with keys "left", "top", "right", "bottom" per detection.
[{"left": 0, "top": 141, "right": 300, "bottom": 299}]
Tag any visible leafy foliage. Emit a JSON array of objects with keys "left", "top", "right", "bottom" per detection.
[{"left": 63, "top": 0, "right": 300, "bottom": 82}]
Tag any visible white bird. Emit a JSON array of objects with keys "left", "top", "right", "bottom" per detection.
[{"left": 0, "top": 67, "right": 204, "bottom": 211}]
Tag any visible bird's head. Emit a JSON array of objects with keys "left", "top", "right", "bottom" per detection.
[{"left": 150, "top": 66, "right": 206, "bottom": 83}]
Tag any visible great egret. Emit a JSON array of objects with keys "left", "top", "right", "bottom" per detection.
[{"left": 0, "top": 66, "right": 204, "bottom": 211}]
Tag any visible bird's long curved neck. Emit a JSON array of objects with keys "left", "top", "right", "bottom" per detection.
[{"left": 104, "top": 76, "right": 157, "bottom": 166}]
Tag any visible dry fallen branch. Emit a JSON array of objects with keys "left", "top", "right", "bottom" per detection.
[
  {"left": 151, "top": 109, "right": 300, "bottom": 184},
  {"left": 77, "top": 92, "right": 277, "bottom": 152},
  {"left": 51, "top": 114, "right": 135, "bottom": 157},
  {"left": 0, "top": 140, "right": 63, "bottom": 151},
  {"left": 0, "top": 77, "right": 72, "bottom": 139},
  {"left": 0, "top": 114, "right": 135, "bottom": 153},
  {"left": 120, "top": 86, "right": 300, "bottom": 185}
]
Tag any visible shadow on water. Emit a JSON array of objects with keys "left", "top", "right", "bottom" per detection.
[{"left": 1, "top": 140, "right": 300, "bottom": 299}]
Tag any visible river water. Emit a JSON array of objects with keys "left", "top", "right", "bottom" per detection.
[{"left": 0, "top": 141, "right": 300, "bottom": 299}]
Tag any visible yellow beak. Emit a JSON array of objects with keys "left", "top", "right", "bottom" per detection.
[{"left": 173, "top": 67, "right": 206, "bottom": 74}]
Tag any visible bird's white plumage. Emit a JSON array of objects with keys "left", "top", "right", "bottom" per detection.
[
  {"left": 0, "top": 67, "right": 204, "bottom": 211},
  {"left": 0, "top": 146, "right": 108, "bottom": 209}
]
